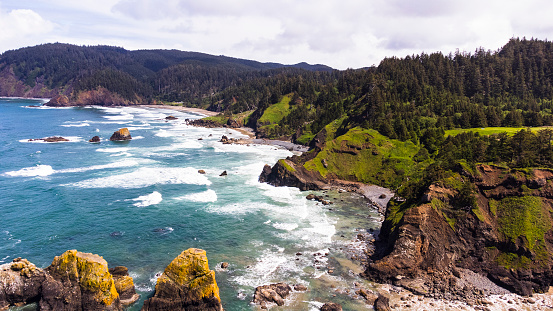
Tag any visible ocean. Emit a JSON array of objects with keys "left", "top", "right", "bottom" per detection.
[{"left": 0, "top": 98, "right": 382, "bottom": 310}]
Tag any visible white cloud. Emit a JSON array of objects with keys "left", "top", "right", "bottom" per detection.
[
  {"left": 0, "top": 7, "right": 56, "bottom": 51},
  {"left": 2, "top": 0, "right": 553, "bottom": 69}
]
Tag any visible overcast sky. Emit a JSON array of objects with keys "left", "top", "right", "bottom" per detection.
[{"left": 1, "top": 0, "right": 552, "bottom": 69}]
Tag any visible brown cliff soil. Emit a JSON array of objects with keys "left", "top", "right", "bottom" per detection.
[{"left": 364, "top": 164, "right": 553, "bottom": 300}]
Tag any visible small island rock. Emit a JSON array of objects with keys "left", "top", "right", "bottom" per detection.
[
  {"left": 321, "top": 302, "right": 343, "bottom": 311},
  {"left": 89, "top": 136, "right": 101, "bottom": 143},
  {"left": 110, "top": 128, "right": 132, "bottom": 141},
  {"left": 141, "top": 248, "right": 222, "bottom": 311}
]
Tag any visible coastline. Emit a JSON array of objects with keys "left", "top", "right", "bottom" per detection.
[{"left": 138, "top": 104, "right": 220, "bottom": 117}]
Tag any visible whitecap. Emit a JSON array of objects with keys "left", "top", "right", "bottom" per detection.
[
  {"left": 175, "top": 189, "right": 217, "bottom": 202},
  {"left": 96, "top": 147, "right": 130, "bottom": 153},
  {"left": 61, "top": 122, "right": 90, "bottom": 127},
  {"left": 132, "top": 191, "right": 162, "bottom": 207},
  {"left": 231, "top": 248, "right": 298, "bottom": 287},
  {"left": 57, "top": 159, "right": 141, "bottom": 173},
  {"left": 4, "top": 164, "right": 54, "bottom": 177},
  {"left": 272, "top": 222, "right": 299, "bottom": 231},
  {"left": 66, "top": 166, "right": 211, "bottom": 189}
]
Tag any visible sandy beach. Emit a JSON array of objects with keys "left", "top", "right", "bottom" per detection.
[{"left": 139, "top": 104, "right": 220, "bottom": 117}]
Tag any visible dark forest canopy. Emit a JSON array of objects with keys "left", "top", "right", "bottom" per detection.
[{"left": 3, "top": 38, "right": 553, "bottom": 169}]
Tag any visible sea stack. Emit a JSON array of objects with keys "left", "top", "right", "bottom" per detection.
[
  {"left": 44, "top": 94, "right": 70, "bottom": 107},
  {"left": 110, "top": 128, "right": 132, "bottom": 141},
  {"left": 141, "top": 248, "right": 222, "bottom": 311}
]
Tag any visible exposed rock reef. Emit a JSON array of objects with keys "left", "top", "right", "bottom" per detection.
[
  {"left": 141, "top": 248, "right": 223, "bottom": 311},
  {"left": 110, "top": 128, "right": 132, "bottom": 141},
  {"left": 28, "top": 136, "right": 70, "bottom": 143},
  {"left": 365, "top": 164, "right": 553, "bottom": 300},
  {"left": 252, "top": 283, "right": 292, "bottom": 308},
  {"left": 0, "top": 250, "right": 136, "bottom": 311}
]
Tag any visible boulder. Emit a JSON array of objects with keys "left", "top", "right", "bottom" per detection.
[
  {"left": 220, "top": 262, "right": 229, "bottom": 269},
  {"left": 141, "top": 248, "right": 222, "bottom": 311},
  {"left": 89, "top": 136, "right": 101, "bottom": 143},
  {"left": 41, "top": 250, "right": 122, "bottom": 311},
  {"left": 109, "top": 266, "right": 139, "bottom": 306},
  {"left": 165, "top": 116, "right": 178, "bottom": 120},
  {"left": 374, "top": 293, "right": 391, "bottom": 311},
  {"left": 219, "top": 171, "right": 227, "bottom": 177},
  {"left": 110, "top": 128, "right": 132, "bottom": 141},
  {"left": 252, "top": 283, "right": 291, "bottom": 307},
  {"left": 320, "top": 302, "right": 343, "bottom": 311},
  {"left": 198, "top": 170, "right": 206, "bottom": 174}
]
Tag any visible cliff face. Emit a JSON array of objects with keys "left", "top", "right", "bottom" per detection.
[{"left": 365, "top": 165, "right": 553, "bottom": 297}]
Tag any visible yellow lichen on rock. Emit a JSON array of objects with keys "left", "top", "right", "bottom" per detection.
[
  {"left": 143, "top": 248, "right": 223, "bottom": 310},
  {"left": 49, "top": 250, "right": 120, "bottom": 306}
]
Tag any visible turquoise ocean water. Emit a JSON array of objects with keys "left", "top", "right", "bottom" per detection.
[{"left": 0, "top": 98, "right": 382, "bottom": 310}]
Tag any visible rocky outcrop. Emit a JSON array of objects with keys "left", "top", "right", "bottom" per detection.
[
  {"left": 89, "top": 136, "right": 101, "bottom": 143},
  {"left": 0, "top": 258, "right": 47, "bottom": 310},
  {"left": 0, "top": 250, "right": 135, "bottom": 311},
  {"left": 141, "top": 248, "right": 222, "bottom": 311},
  {"left": 110, "top": 128, "right": 132, "bottom": 141},
  {"left": 259, "top": 159, "right": 326, "bottom": 191},
  {"left": 365, "top": 164, "right": 553, "bottom": 299},
  {"left": 28, "top": 136, "right": 70, "bottom": 142},
  {"left": 109, "top": 266, "right": 139, "bottom": 306},
  {"left": 41, "top": 250, "right": 122, "bottom": 311},
  {"left": 45, "top": 95, "right": 70, "bottom": 107},
  {"left": 252, "top": 283, "right": 292, "bottom": 308}
]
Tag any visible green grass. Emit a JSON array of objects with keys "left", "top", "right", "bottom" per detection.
[
  {"left": 495, "top": 196, "right": 551, "bottom": 251},
  {"left": 303, "top": 126, "right": 419, "bottom": 189},
  {"left": 445, "top": 126, "right": 552, "bottom": 137},
  {"left": 258, "top": 94, "right": 292, "bottom": 125}
]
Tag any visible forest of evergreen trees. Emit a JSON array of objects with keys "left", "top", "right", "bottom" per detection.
[{"left": 3, "top": 38, "right": 553, "bottom": 168}]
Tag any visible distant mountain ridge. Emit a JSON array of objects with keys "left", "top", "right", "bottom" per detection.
[{"left": 0, "top": 43, "right": 333, "bottom": 105}]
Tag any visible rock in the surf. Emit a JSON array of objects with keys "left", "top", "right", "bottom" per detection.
[
  {"left": 165, "top": 116, "right": 178, "bottom": 120},
  {"left": 28, "top": 136, "right": 70, "bottom": 142},
  {"left": 252, "top": 283, "right": 292, "bottom": 307},
  {"left": 89, "top": 136, "right": 101, "bottom": 143},
  {"left": 41, "top": 249, "right": 123, "bottom": 311},
  {"left": 320, "top": 302, "right": 343, "bottom": 311},
  {"left": 109, "top": 266, "right": 139, "bottom": 306},
  {"left": 0, "top": 258, "right": 48, "bottom": 310},
  {"left": 44, "top": 94, "right": 71, "bottom": 107},
  {"left": 219, "top": 171, "right": 227, "bottom": 176},
  {"left": 141, "top": 248, "right": 223, "bottom": 311},
  {"left": 110, "top": 128, "right": 132, "bottom": 141}
]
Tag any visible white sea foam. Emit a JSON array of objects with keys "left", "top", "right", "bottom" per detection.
[
  {"left": 4, "top": 165, "right": 54, "bottom": 177},
  {"left": 57, "top": 159, "right": 141, "bottom": 173},
  {"left": 272, "top": 222, "right": 299, "bottom": 231},
  {"left": 61, "top": 121, "right": 90, "bottom": 127},
  {"left": 232, "top": 248, "right": 298, "bottom": 287},
  {"left": 132, "top": 191, "right": 162, "bottom": 207},
  {"left": 175, "top": 189, "right": 217, "bottom": 202},
  {"left": 96, "top": 147, "right": 130, "bottom": 153},
  {"left": 154, "top": 129, "right": 174, "bottom": 137},
  {"left": 66, "top": 166, "right": 211, "bottom": 188}
]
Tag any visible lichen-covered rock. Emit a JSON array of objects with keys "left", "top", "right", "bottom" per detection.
[
  {"left": 109, "top": 266, "right": 140, "bottom": 306},
  {"left": 0, "top": 258, "right": 47, "bottom": 310},
  {"left": 109, "top": 128, "right": 132, "bottom": 141},
  {"left": 141, "top": 248, "right": 222, "bottom": 311},
  {"left": 41, "top": 250, "right": 122, "bottom": 311}
]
